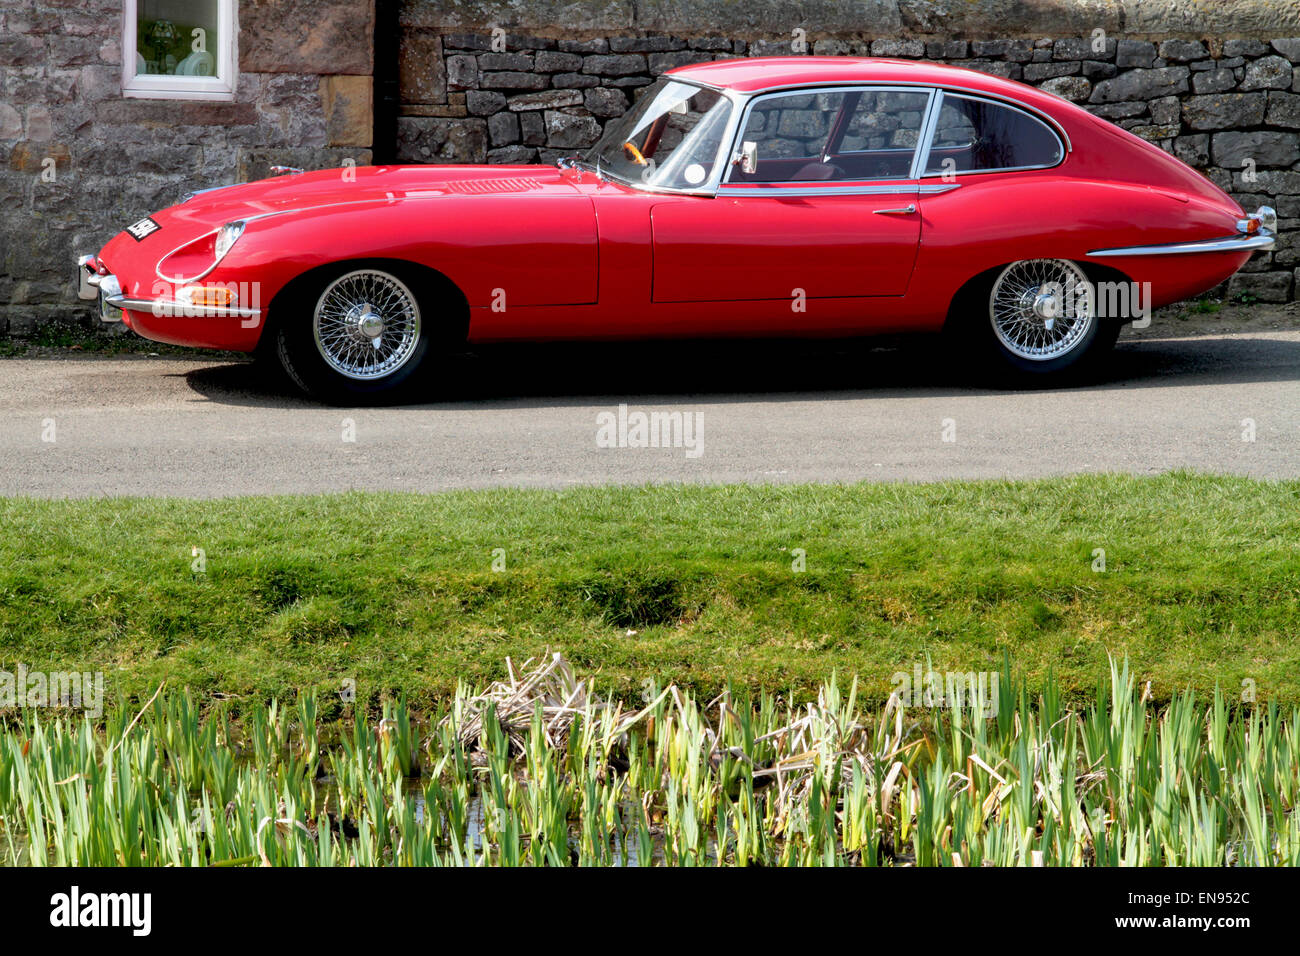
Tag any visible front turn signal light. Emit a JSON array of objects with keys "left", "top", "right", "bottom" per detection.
[{"left": 182, "top": 286, "right": 236, "bottom": 308}]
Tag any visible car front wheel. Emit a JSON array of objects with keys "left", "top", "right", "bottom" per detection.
[
  {"left": 276, "top": 265, "right": 432, "bottom": 403},
  {"left": 969, "top": 258, "right": 1120, "bottom": 384}
]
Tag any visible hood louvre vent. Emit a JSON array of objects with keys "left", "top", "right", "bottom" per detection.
[{"left": 442, "top": 177, "right": 545, "bottom": 195}]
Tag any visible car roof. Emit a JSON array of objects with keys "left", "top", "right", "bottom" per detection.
[{"left": 668, "top": 56, "right": 1046, "bottom": 101}]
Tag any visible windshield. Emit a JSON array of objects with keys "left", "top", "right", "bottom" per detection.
[{"left": 582, "top": 79, "right": 733, "bottom": 190}]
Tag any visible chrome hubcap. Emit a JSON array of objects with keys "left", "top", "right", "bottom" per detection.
[
  {"left": 313, "top": 271, "right": 421, "bottom": 380},
  {"left": 990, "top": 259, "right": 1093, "bottom": 361},
  {"left": 354, "top": 308, "right": 384, "bottom": 340}
]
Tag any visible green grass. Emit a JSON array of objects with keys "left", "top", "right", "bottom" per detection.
[
  {"left": 0, "top": 324, "right": 242, "bottom": 357},
  {"left": 2, "top": 472, "right": 1298, "bottom": 709}
]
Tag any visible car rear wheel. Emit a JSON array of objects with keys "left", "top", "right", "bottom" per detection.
[
  {"left": 276, "top": 265, "right": 432, "bottom": 403},
  {"left": 962, "top": 258, "right": 1120, "bottom": 384}
]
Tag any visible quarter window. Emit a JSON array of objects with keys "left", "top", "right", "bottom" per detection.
[
  {"left": 923, "top": 94, "right": 1062, "bottom": 174},
  {"left": 123, "top": 0, "right": 236, "bottom": 101},
  {"left": 728, "top": 89, "right": 931, "bottom": 183}
]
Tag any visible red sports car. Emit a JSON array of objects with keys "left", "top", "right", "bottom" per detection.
[{"left": 79, "top": 57, "right": 1275, "bottom": 401}]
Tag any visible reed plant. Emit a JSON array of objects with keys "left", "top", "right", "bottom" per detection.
[{"left": 1, "top": 655, "right": 1296, "bottom": 866}]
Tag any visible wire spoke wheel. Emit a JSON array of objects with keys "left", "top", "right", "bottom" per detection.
[
  {"left": 988, "top": 259, "right": 1094, "bottom": 362},
  {"left": 313, "top": 270, "right": 422, "bottom": 380}
]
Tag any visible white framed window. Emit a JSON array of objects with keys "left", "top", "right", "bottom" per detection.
[{"left": 122, "top": 0, "right": 237, "bottom": 101}]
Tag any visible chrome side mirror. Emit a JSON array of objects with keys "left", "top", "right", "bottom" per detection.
[{"left": 736, "top": 141, "right": 757, "bottom": 175}]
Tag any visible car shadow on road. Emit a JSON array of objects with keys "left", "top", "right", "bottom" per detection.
[{"left": 182, "top": 332, "right": 1300, "bottom": 409}]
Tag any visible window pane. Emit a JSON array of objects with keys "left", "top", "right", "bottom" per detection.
[
  {"left": 733, "top": 89, "right": 929, "bottom": 183},
  {"left": 135, "top": 0, "right": 219, "bottom": 77},
  {"left": 924, "top": 96, "right": 1062, "bottom": 174},
  {"left": 584, "top": 80, "right": 733, "bottom": 189}
]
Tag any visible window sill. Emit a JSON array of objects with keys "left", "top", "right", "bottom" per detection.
[{"left": 123, "top": 87, "right": 236, "bottom": 103}]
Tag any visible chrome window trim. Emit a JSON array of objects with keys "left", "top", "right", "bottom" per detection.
[
  {"left": 588, "top": 78, "right": 745, "bottom": 197},
  {"left": 917, "top": 90, "right": 1068, "bottom": 179},
  {"left": 724, "top": 78, "right": 1074, "bottom": 155},
  {"left": 911, "top": 88, "right": 945, "bottom": 180},
  {"left": 721, "top": 85, "right": 936, "bottom": 188}
]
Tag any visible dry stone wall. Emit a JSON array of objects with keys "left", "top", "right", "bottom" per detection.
[{"left": 397, "top": 2, "right": 1300, "bottom": 304}]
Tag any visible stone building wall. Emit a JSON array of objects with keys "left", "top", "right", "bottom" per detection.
[
  {"left": 0, "top": 0, "right": 375, "bottom": 337},
  {"left": 396, "top": 1, "right": 1300, "bottom": 304},
  {"left": 4, "top": 0, "right": 1300, "bottom": 338}
]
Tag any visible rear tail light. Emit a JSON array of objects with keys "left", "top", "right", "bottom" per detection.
[{"left": 1239, "top": 205, "right": 1277, "bottom": 235}]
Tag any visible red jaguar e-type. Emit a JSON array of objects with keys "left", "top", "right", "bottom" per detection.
[{"left": 79, "top": 57, "right": 1275, "bottom": 401}]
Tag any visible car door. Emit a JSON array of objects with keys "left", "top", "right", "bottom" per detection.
[{"left": 650, "top": 87, "right": 932, "bottom": 307}]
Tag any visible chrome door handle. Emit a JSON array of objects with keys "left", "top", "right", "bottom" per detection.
[{"left": 873, "top": 204, "right": 916, "bottom": 215}]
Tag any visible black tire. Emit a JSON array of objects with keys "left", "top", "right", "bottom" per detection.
[
  {"left": 275, "top": 263, "right": 434, "bottom": 404},
  {"left": 950, "top": 259, "right": 1121, "bottom": 386}
]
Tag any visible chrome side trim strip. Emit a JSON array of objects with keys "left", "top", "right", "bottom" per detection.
[
  {"left": 106, "top": 294, "right": 262, "bottom": 319},
  {"left": 718, "top": 183, "right": 921, "bottom": 198},
  {"left": 1088, "top": 231, "right": 1276, "bottom": 257},
  {"left": 710, "top": 181, "right": 962, "bottom": 198}
]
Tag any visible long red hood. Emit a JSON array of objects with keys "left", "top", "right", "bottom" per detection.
[{"left": 162, "top": 164, "right": 581, "bottom": 232}]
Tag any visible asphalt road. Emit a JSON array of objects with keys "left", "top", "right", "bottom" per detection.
[{"left": 2, "top": 330, "right": 1298, "bottom": 498}]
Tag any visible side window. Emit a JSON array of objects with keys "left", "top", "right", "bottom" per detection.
[
  {"left": 837, "top": 91, "right": 930, "bottom": 155},
  {"left": 739, "top": 91, "right": 843, "bottom": 165},
  {"left": 124, "top": 0, "right": 236, "bottom": 100},
  {"left": 729, "top": 89, "right": 930, "bottom": 184},
  {"left": 924, "top": 95, "right": 1063, "bottom": 175}
]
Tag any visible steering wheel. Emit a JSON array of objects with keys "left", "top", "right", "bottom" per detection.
[{"left": 622, "top": 141, "right": 649, "bottom": 166}]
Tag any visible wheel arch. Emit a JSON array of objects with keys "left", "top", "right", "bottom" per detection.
[
  {"left": 257, "top": 257, "right": 471, "bottom": 358},
  {"left": 941, "top": 258, "right": 1136, "bottom": 336}
]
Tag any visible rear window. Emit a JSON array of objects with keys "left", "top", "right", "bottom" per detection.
[{"left": 924, "top": 94, "right": 1063, "bottom": 174}]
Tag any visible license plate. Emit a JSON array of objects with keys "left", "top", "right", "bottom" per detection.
[{"left": 125, "top": 216, "right": 161, "bottom": 241}]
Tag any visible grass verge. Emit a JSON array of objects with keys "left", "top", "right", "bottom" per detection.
[{"left": 1, "top": 472, "right": 1297, "bottom": 709}]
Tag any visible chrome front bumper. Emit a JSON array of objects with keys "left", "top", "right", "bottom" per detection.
[
  {"left": 78, "top": 254, "right": 123, "bottom": 323},
  {"left": 77, "top": 254, "right": 261, "bottom": 322}
]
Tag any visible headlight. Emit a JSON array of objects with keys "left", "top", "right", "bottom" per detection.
[{"left": 213, "top": 220, "right": 245, "bottom": 263}]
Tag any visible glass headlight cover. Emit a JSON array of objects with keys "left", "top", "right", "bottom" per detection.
[{"left": 214, "top": 220, "right": 246, "bottom": 263}]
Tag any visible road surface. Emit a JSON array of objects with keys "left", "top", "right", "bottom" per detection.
[{"left": 2, "top": 330, "right": 1297, "bottom": 497}]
